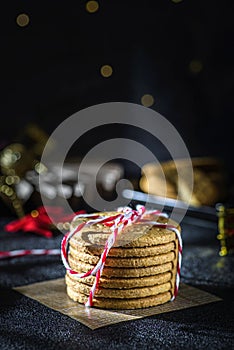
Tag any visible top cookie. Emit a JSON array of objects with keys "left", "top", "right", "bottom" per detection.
[{"left": 70, "top": 213, "right": 179, "bottom": 251}]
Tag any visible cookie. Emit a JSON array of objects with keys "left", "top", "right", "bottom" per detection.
[
  {"left": 139, "top": 175, "right": 176, "bottom": 198},
  {"left": 66, "top": 276, "right": 172, "bottom": 298},
  {"left": 66, "top": 286, "right": 172, "bottom": 309},
  {"left": 66, "top": 270, "right": 172, "bottom": 289},
  {"left": 70, "top": 238, "right": 175, "bottom": 258},
  {"left": 68, "top": 250, "right": 176, "bottom": 268},
  {"left": 68, "top": 259, "right": 175, "bottom": 278},
  {"left": 140, "top": 157, "right": 227, "bottom": 206},
  {"left": 70, "top": 223, "right": 177, "bottom": 249}
]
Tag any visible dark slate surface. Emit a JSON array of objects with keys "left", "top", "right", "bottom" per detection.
[{"left": 0, "top": 214, "right": 234, "bottom": 350}]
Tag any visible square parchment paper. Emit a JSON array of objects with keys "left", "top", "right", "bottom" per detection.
[{"left": 14, "top": 279, "right": 221, "bottom": 330}]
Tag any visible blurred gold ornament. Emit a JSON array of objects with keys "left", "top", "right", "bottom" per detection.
[
  {"left": 0, "top": 143, "right": 34, "bottom": 178},
  {"left": 216, "top": 204, "right": 234, "bottom": 256},
  {"left": 0, "top": 175, "right": 24, "bottom": 217},
  {"left": 0, "top": 124, "right": 50, "bottom": 217}
]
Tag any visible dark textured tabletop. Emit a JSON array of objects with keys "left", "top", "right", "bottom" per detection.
[{"left": 0, "top": 214, "right": 234, "bottom": 350}]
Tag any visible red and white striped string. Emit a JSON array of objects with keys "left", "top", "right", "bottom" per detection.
[
  {"left": 0, "top": 248, "right": 60, "bottom": 259},
  {"left": 61, "top": 205, "right": 182, "bottom": 307}
]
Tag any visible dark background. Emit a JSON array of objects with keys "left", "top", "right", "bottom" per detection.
[{"left": 1, "top": 0, "right": 233, "bottom": 181}]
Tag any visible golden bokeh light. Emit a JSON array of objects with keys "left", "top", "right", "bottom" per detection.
[
  {"left": 189, "top": 60, "right": 203, "bottom": 74},
  {"left": 141, "top": 94, "right": 154, "bottom": 107},
  {"left": 86, "top": 1, "right": 99, "bottom": 13},
  {"left": 35, "top": 162, "right": 47, "bottom": 174},
  {"left": 31, "top": 210, "right": 39, "bottom": 218},
  {"left": 100, "top": 65, "right": 113, "bottom": 78},
  {"left": 5, "top": 176, "right": 14, "bottom": 185},
  {"left": 16, "top": 13, "right": 30, "bottom": 27}
]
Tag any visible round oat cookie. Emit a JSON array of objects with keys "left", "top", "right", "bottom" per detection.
[
  {"left": 66, "top": 286, "right": 172, "bottom": 309},
  {"left": 70, "top": 223, "right": 177, "bottom": 249},
  {"left": 66, "top": 278, "right": 171, "bottom": 299},
  {"left": 68, "top": 256, "right": 175, "bottom": 278},
  {"left": 66, "top": 270, "right": 172, "bottom": 289},
  {"left": 69, "top": 250, "right": 176, "bottom": 267},
  {"left": 69, "top": 241, "right": 175, "bottom": 258},
  {"left": 125, "top": 226, "right": 177, "bottom": 248}
]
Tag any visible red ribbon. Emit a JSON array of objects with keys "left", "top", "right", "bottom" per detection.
[{"left": 4, "top": 206, "right": 85, "bottom": 238}]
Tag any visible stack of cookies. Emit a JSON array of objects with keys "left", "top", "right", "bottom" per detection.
[{"left": 65, "top": 211, "right": 180, "bottom": 310}]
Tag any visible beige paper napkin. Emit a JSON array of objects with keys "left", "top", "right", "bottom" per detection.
[{"left": 14, "top": 278, "right": 221, "bottom": 330}]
